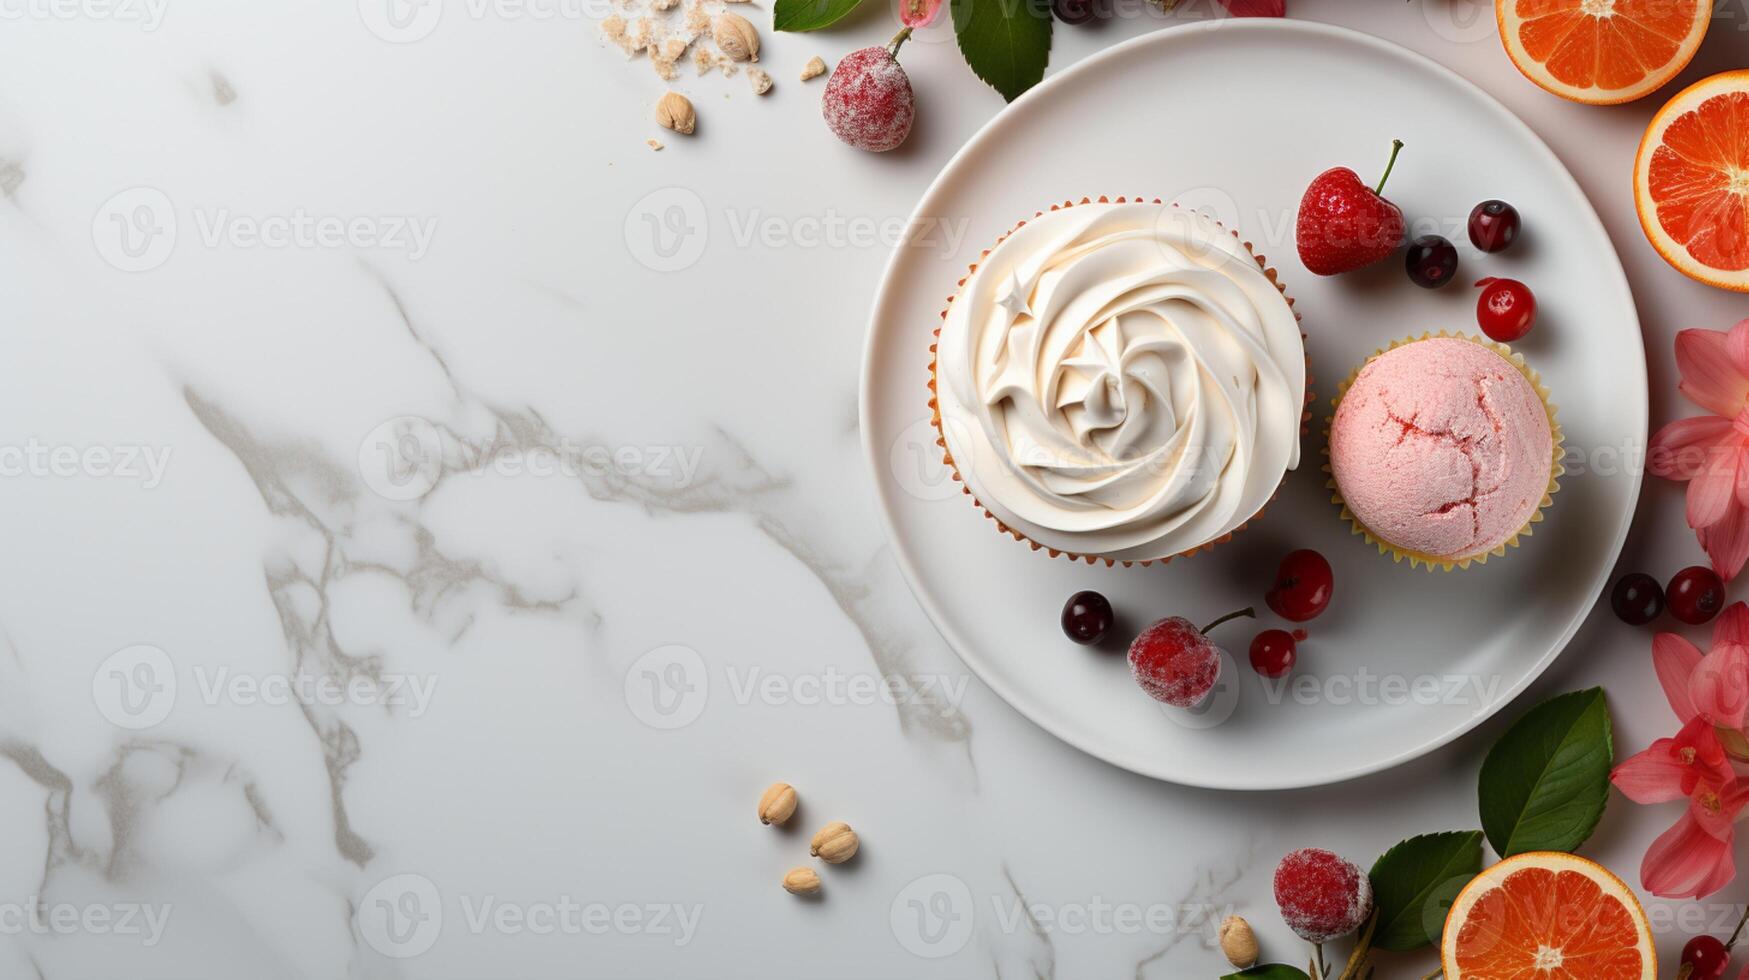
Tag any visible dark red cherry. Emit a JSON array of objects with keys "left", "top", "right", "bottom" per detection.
[
  {"left": 1061, "top": 590, "right": 1114, "bottom": 644},
  {"left": 1610, "top": 572, "right": 1664, "bottom": 626},
  {"left": 1249, "top": 630, "right": 1297, "bottom": 678},
  {"left": 1468, "top": 200, "right": 1521, "bottom": 253},
  {"left": 1668, "top": 566, "right": 1726, "bottom": 626},
  {"left": 1266, "top": 550, "right": 1333, "bottom": 622}
]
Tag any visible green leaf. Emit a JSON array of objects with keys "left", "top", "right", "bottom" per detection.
[
  {"left": 773, "top": 0, "right": 864, "bottom": 32},
  {"left": 1367, "top": 831, "right": 1484, "bottom": 952},
  {"left": 1221, "top": 966, "right": 1310, "bottom": 980},
  {"left": 1478, "top": 688, "right": 1614, "bottom": 857},
  {"left": 950, "top": 0, "right": 1051, "bottom": 101}
]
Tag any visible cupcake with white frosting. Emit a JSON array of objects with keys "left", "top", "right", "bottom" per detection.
[{"left": 929, "top": 197, "right": 1308, "bottom": 565}]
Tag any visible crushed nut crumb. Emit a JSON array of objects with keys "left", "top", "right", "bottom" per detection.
[
  {"left": 748, "top": 67, "right": 771, "bottom": 95},
  {"left": 800, "top": 55, "right": 827, "bottom": 81}
]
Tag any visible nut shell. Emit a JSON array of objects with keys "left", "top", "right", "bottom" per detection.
[
  {"left": 712, "top": 12, "right": 758, "bottom": 62},
  {"left": 655, "top": 91, "right": 695, "bottom": 135},
  {"left": 757, "top": 782, "right": 797, "bottom": 826},
  {"left": 782, "top": 866, "right": 821, "bottom": 895},
  {"left": 1218, "top": 915, "right": 1259, "bottom": 969},
  {"left": 809, "top": 821, "right": 859, "bottom": 864}
]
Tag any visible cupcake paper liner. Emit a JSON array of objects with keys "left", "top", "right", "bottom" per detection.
[
  {"left": 1321, "top": 331, "right": 1565, "bottom": 572},
  {"left": 926, "top": 195, "right": 1312, "bottom": 567}
]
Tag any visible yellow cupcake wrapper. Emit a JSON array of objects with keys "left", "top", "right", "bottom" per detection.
[
  {"left": 1320, "top": 331, "right": 1565, "bottom": 572},
  {"left": 927, "top": 196, "right": 1313, "bottom": 567}
]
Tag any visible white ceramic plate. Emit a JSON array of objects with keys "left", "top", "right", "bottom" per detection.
[{"left": 860, "top": 19, "right": 1646, "bottom": 789}]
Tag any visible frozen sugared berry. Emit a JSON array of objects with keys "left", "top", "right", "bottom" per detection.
[
  {"left": 1610, "top": 572, "right": 1664, "bottom": 626},
  {"left": 1266, "top": 550, "right": 1333, "bottom": 622},
  {"left": 1468, "top": 200, "right": 1521, "bottom": 253},
  {"left": 1681, "top": 935, "right": 1730, "bottom": 980},
  {"left": 822, "top": 30, "right": 915, "bottom": 153},
  {"left": 1061, "top": 591, "right": 1113, "bottom": 645},
  {"left": 1406, "top": 234, "right": 1459, "bottom": 288},
  {"left": 1127, "top": 608, "right": 1252, "bottom": 708},
  {"left": 1669, "top": 565, "right": 1726, "bottom": 625},
  {"left": 1475, "top": 277, "right": 1536, "bottom": 343},
  {"left": 1249, "top": 630, "right": 1297, "bottom": 678},
  {"left": 1274, "top": 848, "right": 1374, "bottom": 943}
]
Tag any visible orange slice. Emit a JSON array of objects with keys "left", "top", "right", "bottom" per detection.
[
  {"left": 1635, "top": 70, "right": 1749, "bottom": 292},
  {"left": 1441, "top": 851, "right": 1654, "bottom": 979},
  {"left": 1496, "top": 0, "right": 1711, "bottom": 105}
]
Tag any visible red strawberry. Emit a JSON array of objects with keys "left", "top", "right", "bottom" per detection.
[{"left": 1296, "top": 140, "right": 1407, "bottom": 276}]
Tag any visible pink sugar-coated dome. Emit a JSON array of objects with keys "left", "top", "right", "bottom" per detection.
[{"left": 1329, "top": 338, "right": 1553, "bottom": 563}]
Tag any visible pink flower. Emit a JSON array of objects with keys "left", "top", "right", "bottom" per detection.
[
  {"left": 1612, "top": 603, "right": 1749, "bottom": 897},
  {"left": 1649, "top": 319, "right": 1749, "bottom": 581}
]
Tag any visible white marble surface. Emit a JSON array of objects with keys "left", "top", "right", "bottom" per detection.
[{"left": 0, "top": 1, "right": 1745, "bottom": 977}]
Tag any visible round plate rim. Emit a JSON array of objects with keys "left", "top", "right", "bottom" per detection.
[{"left": 857, "top": 18, "right": 1647, "bottom": 790}]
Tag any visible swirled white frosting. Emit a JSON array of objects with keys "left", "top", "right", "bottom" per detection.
[{"left": 935, "top": 202, "right": 1305, "bottom": 561}]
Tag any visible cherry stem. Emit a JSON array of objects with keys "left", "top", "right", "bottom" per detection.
[
  {"left": 1199, "top": 607, "right": 1256, "bottom": 635},
  {"left": 888, "top": 25, "right": 913, "bottom": 56},
  {"left": 1374, "top": 139, "right": 1405, "bottom": 196},
  {"left": 1727, "top": 902, "right": 1749, "bottom": 948}
]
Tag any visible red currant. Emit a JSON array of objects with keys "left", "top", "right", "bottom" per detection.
[
  {"left": 1680, "top": 934, "right": 1730, "bottom": 980},
  {"left": 1468, "top": 200, "right": 1521, "bottom": 253},
  {"left": 1668, "top": 566, "right": 1726, "bottom": 626},
  {"left": 1061, "top": 591, "right": 1113, "bottom": 645},
  {"left": 1266, "top": 550, "right": 1334, "bottom": 622},
  {"left": 1475, "top": 277, "right": 1536, "bottom": 342},
  {"left": 1249, "top": 630, "right": 1297, "bottom": 678},
  {"left": 1610, "top": 572, "right": 1664, "bottom": 625}
]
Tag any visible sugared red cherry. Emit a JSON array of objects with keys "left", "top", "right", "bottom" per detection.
[
  {"left": 1266, "top": 550, "right": 1334, "bottom": 622},
  {"left": 1249, "top": 630, "right": 1297, "bottom": 678},
  {"left": 1680, "top": 935, "right": 1730, "bottom": 980},
  {"left": 822, "top": 32, "right": 915, "bottom": 153},
  {"left": 1610, "top": 572, "right": 1664, "bottom": 626},
  {"left": 1475, "top": 277, "right": 1536, "bottom": 342},
  {"left": 1669, "top": 566, "right": 1726, "bottom": 625},
  {"left": 1061, "top": 590, "right": 1113, "bottom": 645},
  {"left": 1274, "top": 848, "right": 1374, "bottom": 943},
  {"left": 1468, "top": 200, "right": 1521, "bottom": 253},
  {"left": 1128, "top": 608, "right": 1252, "bottom": 708},
  {"left": 1051, "top": 0, "right": 1097, "bottom": 24},
  {"left": 1406, "top": 235, "right": 1459, "bottom": 288}
]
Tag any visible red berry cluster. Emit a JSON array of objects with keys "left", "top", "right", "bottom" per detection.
[{"left": 1611, "top": 565, "right": 1726, "bottom": 626}]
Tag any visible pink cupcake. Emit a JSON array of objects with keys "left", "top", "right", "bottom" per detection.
[{"left": 1326, "top": 334, "right": 1562, "bottom": 570}]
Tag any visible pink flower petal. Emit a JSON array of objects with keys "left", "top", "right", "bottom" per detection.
[
  {"left": 1611, "top": 740, "right": 1692, "bottom": 803},
  {"left": 1678, "top": 328, "right": 1749, "bottom": 418},
  {"left": 1217, "top": 0, "right": 1285, "bottom": 13},
  {"left": 1728, "top": 319, "right": 1749, "bottom": 377},
  {"left": 1650, "top": 416, "right": 1735, "bottom": 480},
  {"left": 1692, "top": 642, "right": 1749, "bottom": 728},
  {"left": 1687, "top": 446, "right": 1742, "bottom": 528},
  {"left": 1643, "top": 809, "right": 1738, "bottom": 898},
  {"left": 897, "top": 0, "right": 941, "bottom": 28},
  {"left": 1655, "top": 632, "right": 1706, "bottom": 722},
  {"left": 1701, "top": 503, "right": 1749, "bottom": 582},
  {"left": 1716, "top": 602, "right": 1749, "bottom": 647}
]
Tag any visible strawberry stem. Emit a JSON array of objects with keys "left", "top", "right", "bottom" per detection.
[
  {"left": 1374, "top": 139, "right": 1405, "bottom": 196},
  {"left": 1199, "top": 607, "right": 1256, "bottom": 635},
  {"left": 889, "top": 25, "right": 913, "bottom": 56}
]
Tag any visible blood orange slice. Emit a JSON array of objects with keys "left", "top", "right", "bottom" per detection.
[
  {"left": 1496, "top": 0, "right": 1711, "bottom": 105},
  {"left": 1636, "top": 71, "right": 1749, "bottom": 293},
  {"left": 1441, "top": 851, "right": 1654, "bottom": 979}
]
